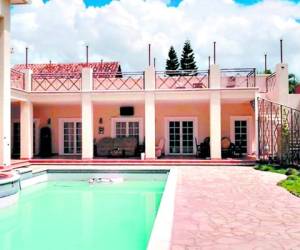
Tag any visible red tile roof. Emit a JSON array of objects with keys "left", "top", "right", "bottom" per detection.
[{"left": 12, "top": 62, "right": 120, "bottom": 76}]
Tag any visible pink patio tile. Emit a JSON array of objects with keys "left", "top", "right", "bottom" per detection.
[{"left": 171, "top": 166, "right": 300, "bottom": 249}]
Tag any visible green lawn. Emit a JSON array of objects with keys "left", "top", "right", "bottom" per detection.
[{"left": 255, "top": 165, "right": 300, "bottom": 197}]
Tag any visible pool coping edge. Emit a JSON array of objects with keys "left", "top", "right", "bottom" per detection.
[{"left": 147, "top": 167, "right": 178, "bottom": 250}]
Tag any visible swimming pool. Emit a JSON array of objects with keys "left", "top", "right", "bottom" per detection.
[{"left": 0, "top": 172, "right": 167, "bottom": 250}]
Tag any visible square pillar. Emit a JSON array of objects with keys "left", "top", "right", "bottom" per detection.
[
  {"left": 21, "top": 69, "right": 32, "bottom": 92},
  {"left": 145, "top": 92, "right": 156, "bottom": 159},
  {"left": 210, "top": 91, "right": 222, "bottom": 159},
  {"left": 0, "top": 3, "right": 11, "bottom": 167},
  {"left": 82, "top": 67, "right": 93, "bottom": 91},
  {"left": 209, "top": 64, "right": 221, "bottom": 89},
  {"left": 20, "top": 101, "right": 33, "bottom": 159},
  {"left": 144, "top": 65, "right": 156, "bottom": 90},
  {"left": 275, "top": 63, "right": 288, "bottom": 104},
  {"left": 144, "top": 65, "right": 156, "bottom": 159},
  {"left": 254, "top": 94, "right": 259, "bottom": 159},
  {"left": 81, "top": 95, "right": 93, "bottom": 159},
  {"left": 81, "top": 67, "right": 93, "bottom": 159}
]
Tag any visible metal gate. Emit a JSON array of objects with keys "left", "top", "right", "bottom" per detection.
[{"left": 258, "top": 98, "right": 300, "bottom": 165}]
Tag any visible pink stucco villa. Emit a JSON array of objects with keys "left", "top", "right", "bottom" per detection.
[
  {"left": 0, "top": 0, "right": 299, "bottom": 169},
  {"left": 6, "top": 57, "right": 300, "bottom": 167},
  {"left": 1, "top": 1, "right": 300, "bottom": 250}
]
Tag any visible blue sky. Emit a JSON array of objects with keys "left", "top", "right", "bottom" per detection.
[{"left": 42, "top": 0, "right": 300, "bottom": 8}]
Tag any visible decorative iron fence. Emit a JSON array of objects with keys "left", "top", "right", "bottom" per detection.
[
  {"left": 265, "top": 72, "right": 276, "bottom": 93},
  {"left": 155, "top": 70, "right": 209, "bottom": 90},
  {"left": 11, "top": 69, "right": 25, "bottom": 90},
  {"left": 31, "top": 73, "right": 82, "bottom": 92},
  {"left": 93, "top": 72, "right": 144, "bottom": 91},
  {"left": 221, "top": 68, "right": 256, "bottom": 88},
  {"left": 258, "top": 98, "right": 300, "bottom": 166}
]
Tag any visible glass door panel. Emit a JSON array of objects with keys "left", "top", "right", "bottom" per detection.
[
  {"left": 64, "top": 122, "right": 75, "bottom": 154},
  {"left": 116, "top": 122, "right": 127, "bottom": 138},
  {"left": 76, "top": 122, "right": 82, "bottom": 154},
  {"left": 182, "top": 121, "right": 194, "bottom": 154},
  {"left": 169, "top": 121, "right": 181, "bottom": 154},
  {"left": 63, "top": 121, "right": 82, "bottom": 155},
  {"left": 234, "top": 120, "right": 248, "bottom": 154}
]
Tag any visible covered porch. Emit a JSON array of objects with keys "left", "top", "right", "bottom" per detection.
[{"left": 10, "top": 90, "right": 257, "bottom": 162}]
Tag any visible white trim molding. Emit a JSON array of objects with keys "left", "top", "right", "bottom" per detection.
[
  {"left": 230, "top": 116, "right": 253, "bottom": 155},
  {"left": 164, "top": 117, "right": 198, "bottom": 155},
  {"left": 111, "top": 117, "right": 144, "bottom": 144}
]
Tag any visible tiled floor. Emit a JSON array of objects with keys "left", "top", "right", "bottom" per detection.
[{"left": 171, "top": 166, "right": 300, "bottom": 250}]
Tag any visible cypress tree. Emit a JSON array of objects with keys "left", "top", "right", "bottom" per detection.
[
  {"left": 180, "top": 40, "right": 198, "bottom": 73},
  {"left": 166, "top": 46, "right": 179, "bottom": 75}
]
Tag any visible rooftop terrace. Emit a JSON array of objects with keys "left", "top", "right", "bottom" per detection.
[{"left": 10, "top": 63, "right": 273, "bottom": 93}]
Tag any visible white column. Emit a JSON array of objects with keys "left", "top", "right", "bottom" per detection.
[
  {"left": 81, "top": 68, "right": 93, "bottom": 159},
  {"left": 0, "top": 2, "right": 11, "bottom": 167},
  {"left": 209, "top": 64, "right": 222, "bottom": 159},
  {"left": 210, "top": 92, "right": 222, "bottom": 159},
  {"left": 145, "top": 93, "right": 156, "bottom": 159},
  {"left": 20, "top": 101, "right": 33, "bottom": 159},
  {"left": 144, "top": 66, "right": 156, "bottom": 159},
  {"left": 254, "top": 94, "right": 259, "bottom": 159},
  {"left": 275, "top": 63, "right": 289, "bottom": 104}
]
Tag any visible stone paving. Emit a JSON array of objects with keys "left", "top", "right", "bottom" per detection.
[{"left": 171, "top": 166, "right": 300, "bottom": 250}]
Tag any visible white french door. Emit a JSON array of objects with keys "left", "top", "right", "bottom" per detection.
[
  {"left": 230, "top": 116, "right": 252, "bottom": 155},
  {"left": 165, "top": 118, "right": 197, "bottom": 155},
  {"left": 59, "top": 119, "right": 82, "bottom": 155}
]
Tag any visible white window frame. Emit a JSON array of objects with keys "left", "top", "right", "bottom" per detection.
[
  {"left": 111, "top": 117, "right": 144, "bottom": 144},
  {"left": 230, "top": 116, "right": 253, "bottom": 155},
  {"left": 164, "top": 117, "right": 198, "bottom": 155},
  {"left": 59, "top": 118, "right": 82, "bottom": 155}
]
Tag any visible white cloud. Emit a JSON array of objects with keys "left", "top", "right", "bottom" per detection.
[{"left": 11, "top": 0, "right": 300, "bottom": 73}]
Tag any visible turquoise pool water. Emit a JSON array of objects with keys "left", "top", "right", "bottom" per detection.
[{"left": 0, "top": 179, "right": 165, "bottom": 250}]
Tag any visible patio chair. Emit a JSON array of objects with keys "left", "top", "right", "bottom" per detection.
[
  {"left": 226, "top": 76, "right": 236, "bottom": 88},
  {"left": 195, "top": 137, "right": 201, "bottom": 158},
  {"left": 156, "top": 138, "right": 165, "bottom": 158},
  {"left": 192, "top": 82, "right": 205, "bottom": 88},
  {"left": 221, "top": 137, "right": 235, "bottom": 158},
  {"left": 199, "top": 137, "right": 210, "bottom": 158}
]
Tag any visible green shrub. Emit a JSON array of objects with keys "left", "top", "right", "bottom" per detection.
[
  {"left": 256, "top": 164, "right": 300, "bottom": 197},
  {"left": 286, "top": 175, "right": 299, "bottom": 181},
  {"left": 285, "top": 168, "right": 299, "bottom": 176}
]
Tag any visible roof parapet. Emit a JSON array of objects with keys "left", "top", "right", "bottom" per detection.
[{"left": 10, "top": 0, "right": 31, "bottom": 5}]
